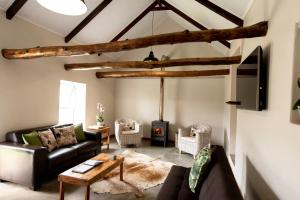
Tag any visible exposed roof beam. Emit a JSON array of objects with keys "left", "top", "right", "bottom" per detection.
[
  {"left": 161, "top": 0, "right": 230, "bottom": 48},
  {"left": 110, "top": 1, "right": 158, "bottom": 42},
  {"left": 152, "top": 6, "right": 170, "bottom": 11},
  {"left": 194, "top": 0, "right": 243, "bottom": 26},
  {"left": 96, "top": 69, "right": 230, "bottom": 78},
  {"left": 65, "top": 0, "right": 113, "bottom": 43},
  {"left": 6, "top": 0, "right": 28, "bottom": 20},
  {"left": 2, "top": 21, "right": 268, "bottom": 59},
  {"left": 65, "top": 56, "right": 241, "bottom": 71}
]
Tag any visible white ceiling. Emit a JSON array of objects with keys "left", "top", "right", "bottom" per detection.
[{"left": 0, "top": 0, "right": 254, "bottom": 57}]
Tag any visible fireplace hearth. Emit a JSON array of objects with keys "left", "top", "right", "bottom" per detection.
[{"left": 151, "top": 120, "right": 169, "bottom": 147}]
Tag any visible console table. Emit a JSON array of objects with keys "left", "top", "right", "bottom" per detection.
[{"left": 87, "top": 125, "right": 110, "bottom": 150}]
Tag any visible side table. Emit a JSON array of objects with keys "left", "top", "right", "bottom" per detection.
[{"left": 87, "top": 125, "right": 110, "bottom": 150}]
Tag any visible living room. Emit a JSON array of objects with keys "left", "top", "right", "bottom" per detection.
[{"left": 0, "top": 0, "right": 299, "bottom": 200}]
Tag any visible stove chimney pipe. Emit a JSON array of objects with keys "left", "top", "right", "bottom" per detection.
[{"left": 159, "top": 76, "right": 164, "bottom": 121}]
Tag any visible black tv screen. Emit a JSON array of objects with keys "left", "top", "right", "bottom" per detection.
[{"left": 236, "top": 46, "right": 267, "bottom": 111}]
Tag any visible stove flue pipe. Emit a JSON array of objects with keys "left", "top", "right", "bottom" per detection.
[{"left": 159, "top": 76, "right": 164, "bottom": 121}]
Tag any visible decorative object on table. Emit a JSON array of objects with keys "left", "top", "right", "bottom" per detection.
[
  {"left": 115, "top": 119, "right": 143, "bottom": 147},
  {"left": 91, "top": 150, "right": 174, "bottom": 197},
  {"left": 96, "top": 102, "right": 105, "bottom": 127},
  {"left": 178, "top": 123, "right": 212, "bottom": 159}
]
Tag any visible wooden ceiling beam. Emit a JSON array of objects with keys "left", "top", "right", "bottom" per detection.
[
  {"left": 161, "top": 0, "right": 230, "bottom": 48},
  {"left": 2, "top": 21, "right": 268, "bottom": 59},
  {"left": 6, "top": 0, "right": 28, "bottom": 20},
  {"left": 96, "top": 69, "right": 230, "bottom": 78},
  {"left": 110, "top": 1, "right": 158, "bottom": 42},
  {"left": 151, "top": 6, "right": 170, "bottom": 11},
  {"left": 194, "top": 0, "right": 243, "bottom": 26},
  {"left": 65, "top": 56, "right": 241, "bottom": 71},
  {"left": 65, "top": 0, "right": 113, "bottom": 43}
]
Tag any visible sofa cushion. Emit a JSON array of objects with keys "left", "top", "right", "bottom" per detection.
[
  {"left": 22, "top": 131, "right": 43, "bottom": 146},
  {"left": 53, "top": 126, "right": 78, "bottom": 148},
  {"left": 189, "top": 146, "right": 211, "bottom": 193},
  {"left": 38, "top": 129, "right": 58, "bottom": 152},
  {"left": 71, "top": 141, "right": 98, "bottom": 155},
  {"left": 74, "top": 124, "right": 86, "bottom": 142},
  {"left": 47, "top": 147, "right": 77, "bottom": 169},
  {"left": 157, "top": 165, "right": 198, "bottom": 200}
]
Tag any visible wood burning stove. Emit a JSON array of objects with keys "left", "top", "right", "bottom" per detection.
[
  {"left": 151, "top": 70, "right": 169, "bottom": 147},
  {"left": 151, "top": 120, "right": 169, "bottom": 147}
]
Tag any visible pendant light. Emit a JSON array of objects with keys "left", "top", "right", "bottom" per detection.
[
  {"left": 36, "top": 0, "right": 87, "bottom": 16},
  {"left": 144, "top": 5, "right": 158, "bottom": 62}
]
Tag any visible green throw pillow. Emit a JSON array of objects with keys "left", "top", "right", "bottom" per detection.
[
  {"left": 189, "top": 145, "right": 212, "bottom": 193},
  {"left": 22, "top": 131, "right": 43, "bottom": 146},
  {"left": 74, "top": 124, "right": 86, "bottom": 142}
]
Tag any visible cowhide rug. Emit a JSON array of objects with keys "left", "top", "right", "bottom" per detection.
[{"left": 91, "top": 150, "right": 174, "bottom": 197}]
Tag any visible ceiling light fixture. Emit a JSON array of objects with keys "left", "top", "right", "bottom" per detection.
[
  {"left": 144, "top": 3, "right": 158, "bottom": 62},
  {"left": 36, "top": 0, "right": 87, "bottom": 16}
]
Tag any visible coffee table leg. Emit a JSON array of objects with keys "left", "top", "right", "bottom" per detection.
[
  {"left": 120, "top": 162, "right": 124, "bottom": 181},
  {"left": 59, "top": 181, "right": 64, "bottom": 200},
  {"left": 85, "top": 185, "right": 90, "bottom": 200}
]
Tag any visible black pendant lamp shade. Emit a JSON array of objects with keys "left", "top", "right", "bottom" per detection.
[{"left": 144, "top": 51, "right": 159, "bottom": 62}]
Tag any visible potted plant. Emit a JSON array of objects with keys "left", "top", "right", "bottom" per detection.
[
  {"left": 293, "top": 78, "right": 300, "bottom": 112},
  {"left": 96, "top": 102, "right": 105, "bottom": 127}
]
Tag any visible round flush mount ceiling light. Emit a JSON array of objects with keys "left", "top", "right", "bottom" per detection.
[{"left": 36, "top": 0, "right": 87, "bottom": 16}]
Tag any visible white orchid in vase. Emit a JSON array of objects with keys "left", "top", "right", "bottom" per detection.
[{"left": 96, "top": 102, "right": 105, "bottom": 127}]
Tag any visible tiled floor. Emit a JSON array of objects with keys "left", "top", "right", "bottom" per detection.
[{"left": 0, "top": 139, "right": 194, "bottom": 200}]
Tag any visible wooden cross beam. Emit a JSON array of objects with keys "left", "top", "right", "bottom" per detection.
[
  {"left": 6, "top": 0, "right": 28, "bottom": 20},
  {"left": 194, "top": 0, "right": 243, "bottom": 26},
  {"left": 110, "top": 1, "right": 158, "bottom": 42},
  {"left": 65, "top": 0, "right": 113, "bottom": 43},
  {"left": 1, "top": 21, "right": 268, "bottom": 59},
  {"left": 64, "top": 56, "right": 241, "bottom": 71},
  {"left": 95, "top": 69, "right": 230, "bottom": 78},
  {"left": 161, "top": 0, "right": 230, "bottom": 48}
]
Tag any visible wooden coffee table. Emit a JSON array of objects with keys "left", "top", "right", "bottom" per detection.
[{"left": 58, "top": 153, "right": 124, "bottom": 200}]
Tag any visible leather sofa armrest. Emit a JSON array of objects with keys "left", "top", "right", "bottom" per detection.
[
  {"left": 0, "top": 142, "right": 48, "bottom": 190},
  {"left": 84, "top": 130, "right": 102, "bottom": 142}
]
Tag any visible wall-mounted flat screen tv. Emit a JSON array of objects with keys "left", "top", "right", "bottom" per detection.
[{"left": 236, "top": 46, "right": 267, "bottom": 111}]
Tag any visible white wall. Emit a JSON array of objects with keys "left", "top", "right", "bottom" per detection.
[
  {"left": 0, "top": 11, "right": 115, "bottom": 141},
  {"left": 228, "top": 0, "right": 300, "bottom": 199},
  {"left": 114, "top": 18, "right": 227, "bottom": 144}
]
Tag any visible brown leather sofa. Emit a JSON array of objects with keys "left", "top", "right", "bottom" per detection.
[
  {"left": 157, "top": 146, "right": 243, "bottom": 200},
  {"left": 0, "top": 124, "right": 101, "bottom": 190}
]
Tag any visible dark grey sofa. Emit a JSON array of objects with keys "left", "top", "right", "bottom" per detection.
[
  {"left": 157, "top": 146, "right": 243, "bottom": 200},
  {"left": 0, "top": 124, "right": 101, "bottom": 190}
]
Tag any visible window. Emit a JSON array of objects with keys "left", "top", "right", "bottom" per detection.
[{"left": 58, "top": 80, "right": 86, "bottom": 125}]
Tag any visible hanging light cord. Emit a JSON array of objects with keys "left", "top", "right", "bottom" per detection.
[{"left": 151, "top": 1, "right": 155, "bottom": 51}]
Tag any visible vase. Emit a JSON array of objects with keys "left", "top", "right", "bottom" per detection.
[{"left": 97, "top": 122, "right": 105, "bottom": 128}]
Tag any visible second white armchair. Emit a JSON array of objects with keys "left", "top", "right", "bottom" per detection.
[{"left": 178, "top": 123, "right": 212, "bottom": 158}]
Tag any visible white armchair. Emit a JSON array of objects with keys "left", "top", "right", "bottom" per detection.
[
  {"left": 115, "top": 119, "right": 143, "bottom": 147},
  {"left": 178, "top": 123, "right": 212, "bottom": 158}
]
